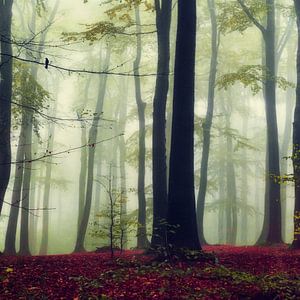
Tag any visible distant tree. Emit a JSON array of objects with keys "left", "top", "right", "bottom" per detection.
[
  {"left": 74, "top": 47, "right": 110, "bottom": 252},
  {"left": 196, "top": 0, "right": 219, "bottom": 246},
  {"left": 133, "top": 4, "right": 149, "bottom": 249},
  {"left": 0, "top": 0, "right": 13, "bottom": 216},
  {"left": 167, "top": 0, "right": 201, "bottom": 252}
]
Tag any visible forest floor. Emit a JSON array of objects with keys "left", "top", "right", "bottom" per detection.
[{"left": 0, "top": 245, "right": 299, "bottom": 299}]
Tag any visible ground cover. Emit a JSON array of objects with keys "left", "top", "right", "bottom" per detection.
[{"left": 0, "top": 245, "right": 299, "bottom": 299}]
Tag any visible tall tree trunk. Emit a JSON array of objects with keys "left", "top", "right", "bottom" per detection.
[
  {"left": 224, "top": 104, "right": 237, "bottom": 245},
  {"left": 4, "top": 115, "right": 26, "bottom": 255},
  {"left": 19, "top": 112, "right": 33, "bottom": 255},
  {"left": 74, "top": 47, "right": 110, "bottom": 252},
  {"left": 167, "top": 0, "right": 200, "bottom": 251},
  {"left": 77, "top": 79, "right": 91, "bottom": 234},
  {"left": 151, "top": 0, "right": 172, "bottom": 250},
  {"left": 238, "top": 0, "right": 282, "bottom": 245},
  {"left": 0, "top": 0, "right": 13, "bottom": 215},
  {"left": 196, "top": 0, "right": 218, "bottom": 246},
  {"left": 119, "top": 78, "right": 128, "bottom": 250},
  {"left": 217, "top": 125, "right": 226, "bottom": 245},
  {"left": 291, "top": 0, "right": 300, "bottom": 249},
  {"left": 240, "top": 100, "right": 249, "bottom": 245},
  {"left": 39, "top": 104, "right": 57, "bottom": 255},
  {"left": 280, "top": 41, "right": 296, "bottom": 242},
  {"left": 134, "top": 6, "right": 149, "bottom": 249}
]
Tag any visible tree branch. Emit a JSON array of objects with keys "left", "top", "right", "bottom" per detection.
[{"left": 237, "top": 0, "right": 266, "bottom": 34}]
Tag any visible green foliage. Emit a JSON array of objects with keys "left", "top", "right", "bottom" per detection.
[
  {"left": 217, "top": 0, "right": 266, "bottom": 34},
  {"left": 12, "top": 62, "right": 50, "bottom": 132},
  {"left": 62, "top": 22, "right": 126, "bottom": 44},
  {"left": 217, "top": 65, "right": 295, "bottom": 95}
]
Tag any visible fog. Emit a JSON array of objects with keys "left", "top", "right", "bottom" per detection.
[{"left": 0, "top": 0, "right": 296, "bottom": 255}]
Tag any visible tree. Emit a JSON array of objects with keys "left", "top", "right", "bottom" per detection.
[
  {"left": 167, "top": 0, "right": 200, "bottom": 252},
  {"left": 196, "top": 0, "right": 218, "bottom": 246},
  {"left": 237, "top": 0, "right": 282, "bottom": 244},
  {"left": 74, "top": 47, "right": 110, "bottom": 252},
  {"left": 292, "top": 0, "right": 300, "bottom": 249},
  {"left": 151, "top": 0, "right": 172, "bottom": 250},
  {"left": 0, "top": 0, "right": 13, "bottom": 216},
  {"left": 133, "top": 4, "right": 149, "bottom": 249}
]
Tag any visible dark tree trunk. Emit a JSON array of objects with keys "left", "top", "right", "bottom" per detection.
[
  {"left": 74, "top": 48, "right": 110, "bottom": 252},
  {"left": 167, "top": 0, "right": 200, "bottom": 251},
  {"left": 196, "top": 0, "right": 218, "bottom": 246},
  {"left": 251, "top": 0, "right": 282, "bottom": 244},
  {"left": 0, "top": 0, "right": 13, "bottom": 215},
  {"left": 292, "top": 0, "right": 300, "bottom": 249},
  {"left": 151, "top": 0, "right": 172, "bottom": 249},
  {"left": 134, "top": 6, "right": 149, "bottom": 249},
  {"left": 4, "top": 114, "right": 26, "bottom": 255}
]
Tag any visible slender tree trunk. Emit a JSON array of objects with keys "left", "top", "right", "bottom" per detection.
[
  {"left": 0, "top": 0, "right": 13, "bottom": 215},
  {"left": 256, "top": 0, "right": 282, "bottom": 244},
  {"left": 119, "top": 78, "right": 128, "bottom": 250},
  {"left": 19, "top": 112, "right": 33, "bottom": 255},
  {"left": 197, "top": 0, "right": 218, "bottom": 245},
  {"left": 4, "top": 115, "right": 26, "bottom": 255},
  {"left": 74, "top": 47, "right": 110, "bottom": 252},
  {"left": 39, "top": 105, "right": 57, "bottom": 255},
  {"left": 217, "top": 125, "right": 226, "bottom": 245},
  {"left": 240, "top": 100, "right": 249, "bottom": 245},
  {"left": 134, "top": 6, "right": 149, "bottom": 249},
  {"left": 291, "top": 0, "right": 300, "bottom": 249},
  {"left": 77, "top": 79, "right": 91, "bottom": 234},
  {"left": 151, "top": 0, "right": 172, "bottom": 250},
  {"left": 225, "top": 107, "right": 237, "bottom": 245},
  {"left": 167, "top": 0, "right": 200, "bottom": 251},
  {"left": 280, "top": 42, "right": 296, "bottom": 242}
]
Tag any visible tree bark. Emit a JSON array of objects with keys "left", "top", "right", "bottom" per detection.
[
  {"left": 167, "top": 0, "right": 200, "bottom": 251},
  {"left": 0, "top": 0, "right": 13, "bottom": 215},
  {"left": 292, "top": 0, "right": 300, "bottom": 249},
  {"left": 4, "top": 114, "right": 26, "bottom": 255},
  {"left": 151, "top": 0, "right": 172, "bottom": 250}
]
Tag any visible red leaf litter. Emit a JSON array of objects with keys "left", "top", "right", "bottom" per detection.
[{"left": 0, "top": 245, "right": 299, "bottom": 299}]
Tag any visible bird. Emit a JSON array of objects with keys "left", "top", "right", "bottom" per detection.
[{"left": 45, "top": 58, "right": 49, "bottom": 69}]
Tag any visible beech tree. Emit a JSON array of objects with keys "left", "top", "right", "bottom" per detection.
[
  {"left": 0, "top": 0, "right": 13, "bottom": 216},
  {"left": 292, "top": 0, "right": 300, "bottom": 249},
  {"left": 167, "top": 0, "right": 200, "bottom": 252},
  {"left": 151, "top": 0, "right": 172, "bottom": 250}
]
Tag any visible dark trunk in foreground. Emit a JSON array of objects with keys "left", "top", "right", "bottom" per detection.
[
  {"left": 167, "top": 0, "right": 201, "bottom": 251},
  {"left": 0, "top": 0, "right": 13, "bottom": 215},
  {"left": 292, "top": 0, "right": 300, "bottom": 249}
]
